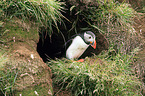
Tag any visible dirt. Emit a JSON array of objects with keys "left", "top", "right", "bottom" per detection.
[
  {"left": 8, "top": 41, "right": 53, "bottom": 96},
  {"left": 133, "top": 13, "right": 145, "bottom": 84},
  {"left": 0, "top": 19, "right": 53, "bottom": 96},
  {"left": 134, "top": 13, "right": 145, "bottom": 37},
  {"left": 53, "top": 87, "right": 72, "bottom": 96}
]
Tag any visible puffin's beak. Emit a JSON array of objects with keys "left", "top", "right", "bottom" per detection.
[{"left": 91, "top": 40, "right": 96, "bottom": 49}]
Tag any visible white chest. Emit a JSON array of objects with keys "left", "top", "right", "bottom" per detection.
[{"left": 66, "top": 36, "right": 89, "bottom": 60}]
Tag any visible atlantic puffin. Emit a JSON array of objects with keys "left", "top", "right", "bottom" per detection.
[{"left": 65, "top": 31, "right": 96, "bottom": 62}]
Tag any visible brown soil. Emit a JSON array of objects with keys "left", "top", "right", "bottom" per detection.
[
  {"left": 9, "top": 41, "right": 53, "bottom": 96},
  {"left": 133, "top": 13, "right": 145, "bottom": 85},
  {"left": 0, "top": 19, "right": 53, "bottom": 95}
]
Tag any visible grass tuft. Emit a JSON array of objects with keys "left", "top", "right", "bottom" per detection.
[
  {"left": 0, "top": 68, "right": 18, "bottom": 96},
  {"left": 83, "top": 1, "right": 136, "bottom": 29},
  {"left": 0, "top": 53, "right": 18, "bottom": 96},
  {"left": 0, "top": 0, "right": 65, "bottom": 36},
  {"left": 48, "top": 47, "right": 142, "bottom": 95}
]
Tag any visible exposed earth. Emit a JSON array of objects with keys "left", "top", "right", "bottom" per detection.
[{"left": 133, "top": 13, "right": 145, "bottom": 84}]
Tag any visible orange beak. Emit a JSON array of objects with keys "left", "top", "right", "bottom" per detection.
[{"left": 91, "top": 40, "right": 96, "bottom": 49}]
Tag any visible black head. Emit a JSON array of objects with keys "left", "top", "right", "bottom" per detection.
[{"left": 83, "top": 31, "right": 96, "bottom": 49}]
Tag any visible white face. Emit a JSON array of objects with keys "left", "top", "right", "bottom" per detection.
[{"left": 84, "top": 31, "right": 95, "bottom": 45}]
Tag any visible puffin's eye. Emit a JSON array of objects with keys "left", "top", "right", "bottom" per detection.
[{"left": 89, "top": 37, "right": 91, "bottom": 39}]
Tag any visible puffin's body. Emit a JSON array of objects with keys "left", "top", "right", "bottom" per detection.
[
  {"left": 66, "top": 36, "right": 89, "bottom": 59},
  {"left": 65, "top": 31, "right": 96, "bottom": 60}
]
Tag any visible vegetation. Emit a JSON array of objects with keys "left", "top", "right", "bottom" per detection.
[
  {"left": 67, "top": 0, "right": 136, "bottom": 31},
  {"left": 68, "top": 0, "right": 141, "bottom": 54},
  {"left": 0, "top": 0, "right": 65, "bottom": 36},
  {"left": 0, "top": 0, "right": 144, "bottom": 96},
  {"left": 49, "top": 47, "right": 142, "bottom": 95},
  {"left": 0, "top": 21, "right": 17, "bottom": 95},
  {"left": 0, "top": 50, "right": 18, "bottom": 96},
  {"left": 0, "top": 1, "right": 60, "bottom": 95},
  {"left": 86, "top": 2, "right": 135, "bottom": 28},
  {"left": 0, "top": 66, "right": 18, "bottom": 96},
  {"left": 48, "top": 0, "right": 144, "bottom": 95}
]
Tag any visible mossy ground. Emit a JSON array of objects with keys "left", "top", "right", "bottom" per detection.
[
  {"left": 15, "top": 83, "right": 53, "bottom": 96},
  {"left": 2, "top": 18, "right": 38, "bottom": 43}
]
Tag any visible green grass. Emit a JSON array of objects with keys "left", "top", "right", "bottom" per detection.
[
  {"left": 67, "top": 0, "right": 140, "bottom": 55},
  {"left": 92, "top": 2, "right": 135, "bottom": 27},
  {"left": 0, "top": 0, "right": 65, "bottom": 36},
  {"left": 0, "top": 52, "right": 8, "bottom": 69},
  {"left": 48, "top": 47, "right": 142, "bottom": 96},
  {"left": 69, "top": 0, "right": 136, "bottom": 32},
  {"left": 0, "top": 0, "right": 144, "bottom": 95},
  {"left": 86, "top": 1, "right": 141, "bottom": 55},
  {"left": 0, "top": 52, "right": 18, "bottom": 96},
  {"left": 2, "top": 20, "right": 39, "bottom": 42},
  {"left": 15, "top": 83, "right": 53, "bottom": 96},
  {"left": 0, "top": 67, "right": 18, "bottom": 96}
]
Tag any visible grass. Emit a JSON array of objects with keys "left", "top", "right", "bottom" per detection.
[
  {"left": 48, "top": 47, "right": 142, "bottom": 96},
  {"left": 0, "top": 21, "right": 18, "bottom": 96},
  {"left": 0, "top": 52, "right": 18, "bottom": 96},
  {"left": 0, "top": 0, "right": 144, "bottom": 95},
  {"left": 68, "top": 0, "right": 136, "bottom": 32},
  {"left": 87, "top": 1, "right": 142, "bottom": 55},
  {"left": 87, "top": 3, "right": 135, "bottom": 27},
  {"left": 15, "top": 83, "right": 53, "bottom": 96},
  {"left": 0, "top": 67, "right": 18, "bottom": 96},
  {"left": 0, "top": 0, "right": 65, "bottom": 36},
  {"left": 66, "top": 0, "right": 141, "bottom": 55},
  {"left": 0, "top": 52, "right": 8, "bottom": 69}
]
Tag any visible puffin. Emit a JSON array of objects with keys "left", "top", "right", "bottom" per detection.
[{"left": 65, "top": 31, "right": 96, "bottom": 62}]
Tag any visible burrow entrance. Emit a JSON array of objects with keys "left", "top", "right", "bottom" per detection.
[
  {"left": 37, "top": 31, "right": 66, "bottom": 62},
  {"left": 37, "top": 28, "right": 109, "bottom": 62}
]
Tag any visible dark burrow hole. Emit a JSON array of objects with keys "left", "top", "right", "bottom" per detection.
[
  {"left": 37, "top": 30, "right": 66, "bottom": 62},
  {"left": 37, "top": 28, "right": 109, "bottom": 62}
]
